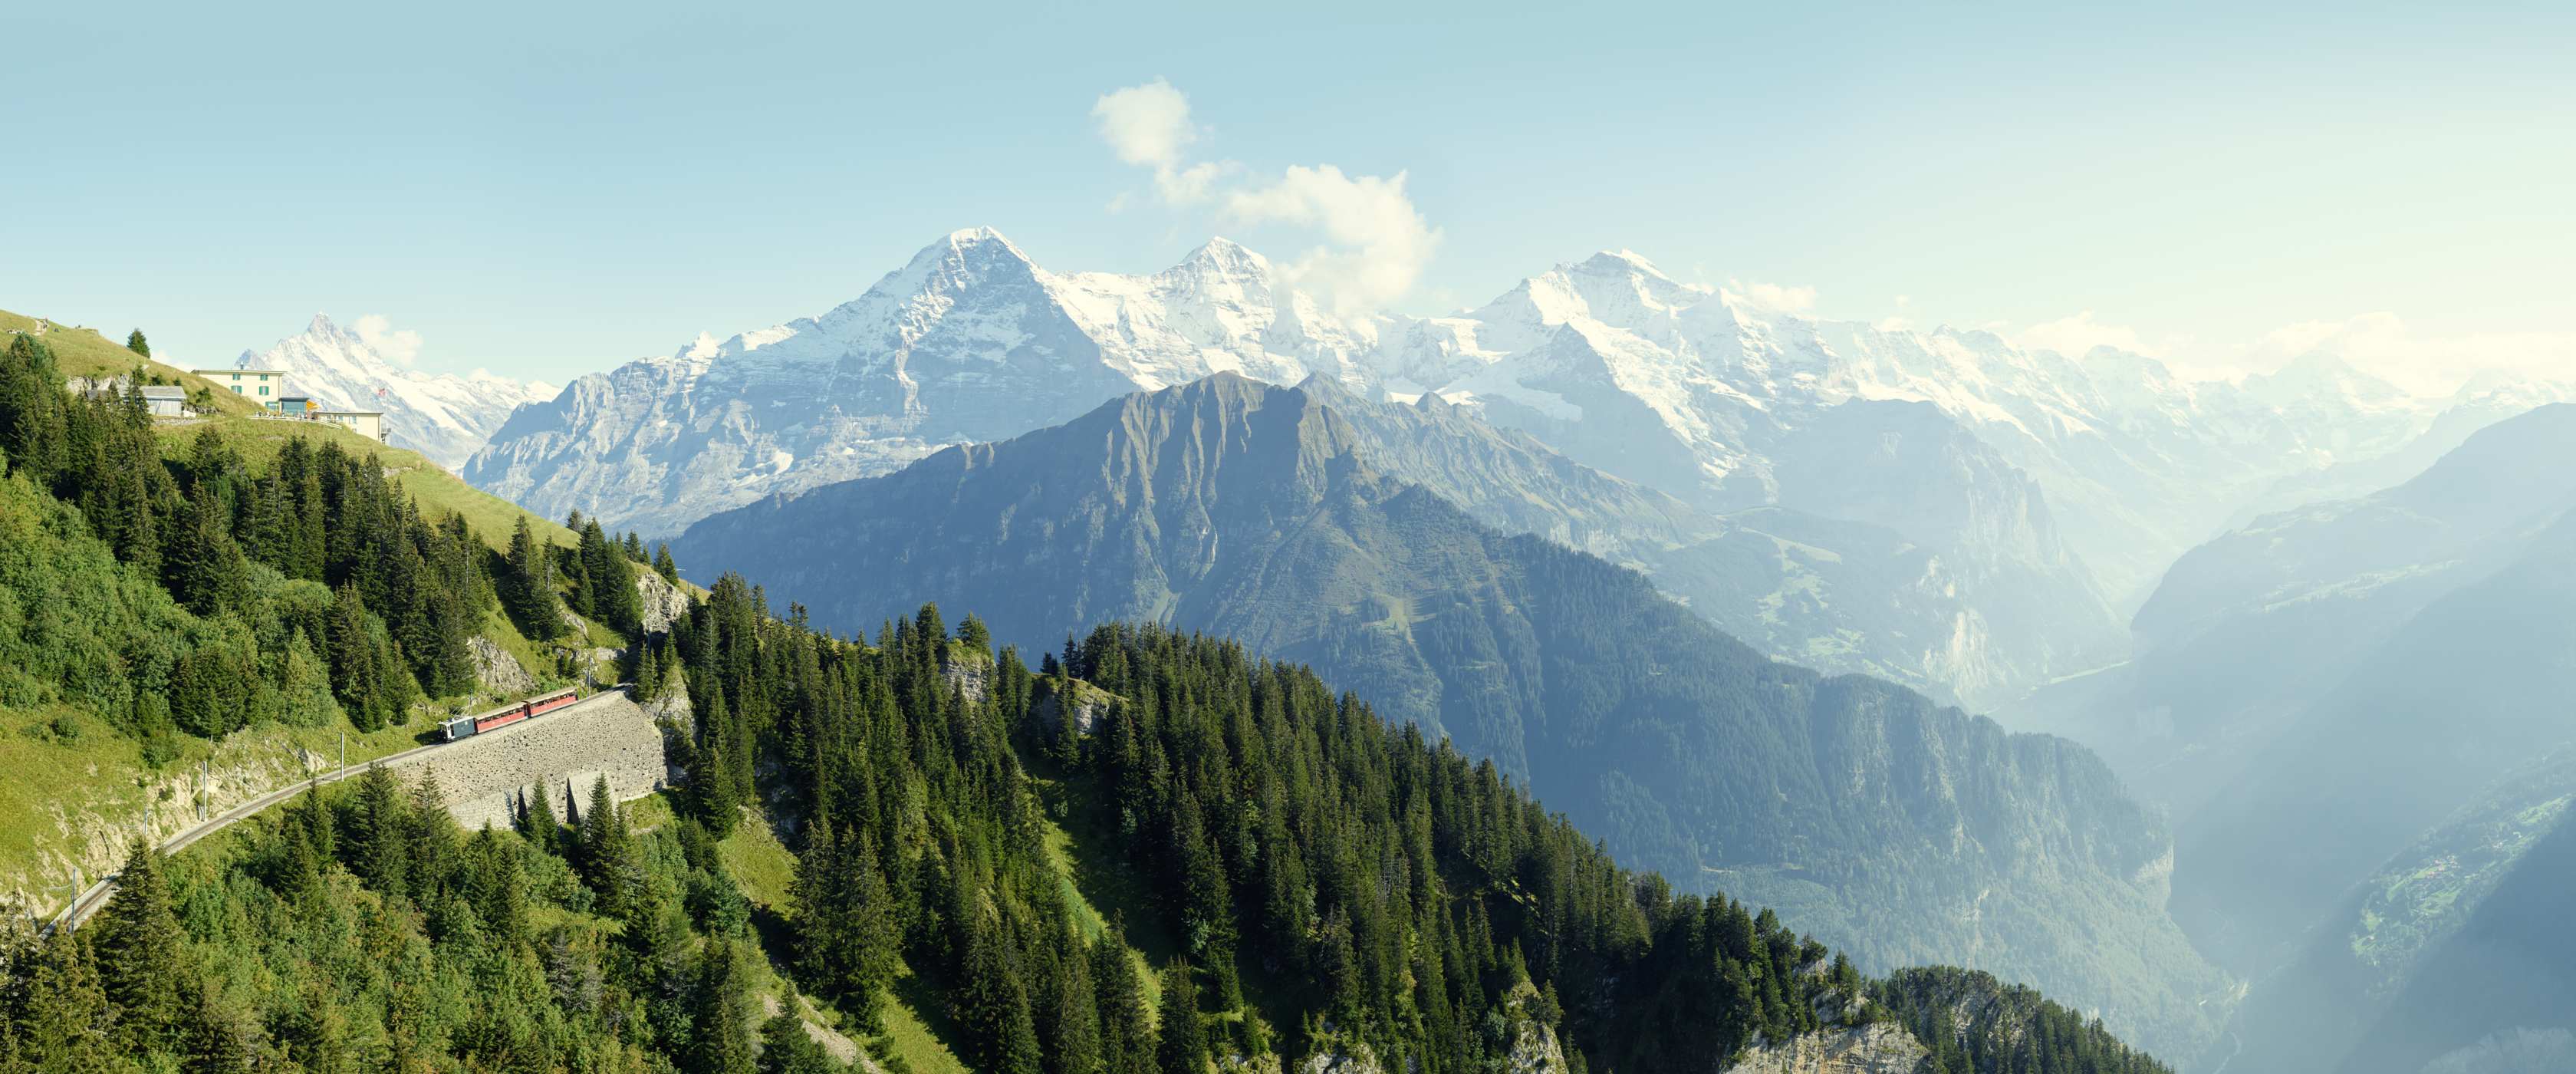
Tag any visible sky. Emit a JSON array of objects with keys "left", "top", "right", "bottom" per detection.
[{"left": 4, "top": 1, "right": 2570, "bottom": 392}]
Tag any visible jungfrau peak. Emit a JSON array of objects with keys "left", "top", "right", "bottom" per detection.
[{"left": 240, "top": 312, "right": 557, "bottom": 470}]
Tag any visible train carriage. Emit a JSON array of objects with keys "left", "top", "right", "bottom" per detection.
[{"left": 437, "top": 687, "right": 581, "bottom": 742}]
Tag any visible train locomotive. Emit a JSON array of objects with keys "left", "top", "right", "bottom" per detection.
[{"left": 437, "top": 687, "right": 581, "bottom": 742}]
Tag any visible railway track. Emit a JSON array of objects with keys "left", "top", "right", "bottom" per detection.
[{"left": 49, "top": 687, "right": 629, "bottom": 932}]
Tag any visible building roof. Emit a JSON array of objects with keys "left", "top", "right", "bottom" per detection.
[
  {"left": 137, "top": 386, "right": 186, "bottom": 399},
  {"left": 313, "top": 409, "right": 384, "bottom": 417},
  {"left": 193, "top": 367, "right": 288, "bottom": 376}
]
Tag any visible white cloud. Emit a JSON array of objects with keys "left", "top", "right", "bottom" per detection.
[
  {"left": 1091, "top": 78, "right": 1194, "bottom": 169},
  {"left": 1091, "top": 79, "right": 1438, "bottom": 312},
  {"left": 353, "top": 314, "right": 423, "bottom": 367},
  {"left": 1091, "top": 79, "right": 1229, "bottom": 205},
  {"left": 1225, "top": 165, "right": 1439, "bottom": 315},
  {"left": 2017, "top": 311, "right": 2163, "bottom": 358},
  {"left": 1726, "top": 279, "right": 1819, "bottom": 316}
]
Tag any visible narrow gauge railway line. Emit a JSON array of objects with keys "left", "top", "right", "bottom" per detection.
[{"left": 50, "top": 686, "right": 622, "bottom": 932}]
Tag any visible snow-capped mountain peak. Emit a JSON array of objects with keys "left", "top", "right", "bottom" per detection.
[
  {"left": 469, "top": 229, "right": 2549, "bottom": 608},
  {"left": 239, "top": 315, "right": 555, "bottom": 470},
  {"left": 2242, "top": 350, "right": 2415, "bottom": 411}
]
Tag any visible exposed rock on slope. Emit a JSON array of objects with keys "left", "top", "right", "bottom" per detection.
[
  {"left": 1722, "top": 1023, "right": 1926, "bottom": 1074},
  {"left": 468, "top": 634, "right": 536, "bottom": 695}
]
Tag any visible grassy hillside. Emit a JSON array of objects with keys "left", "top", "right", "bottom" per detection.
[
  {"left": 2, "top": 308, "right": 265, "bottom": 417},
  {"left": 0, "top": 326, "right": 640, "bottom": 914},
  {"left": 153, "top": 414, "right": 577, "bottom": 549}
]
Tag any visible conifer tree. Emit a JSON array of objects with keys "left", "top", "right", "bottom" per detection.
[
  {"left": 1045, "top": 935, "right": 1103, "bottom": 1074},
  {"left": 165, "top": 485, "right": 247, "bottom": 614},
  {"left": 1154, "top": 961, "right": 1206, "bottom": 1074},
  {"left": 16, "top": 929, "right": 114, "bottom": 1072},
  {"left": 92, "top": 841, "right": 186, "bottom": 1051},
  {"left": 653, "top": 542, "right": 679, "bottom": 584},
  {"left": 124, "top": 329, "right": 149, "bottom": 357},
  {"left": 758, "top": 1010, "right": 837, "bottom": 1074},
  {"left": 1095, "top": 932, "right": 1156, "bottom": 1074},
  {"left": 350, "top": 765, "right": 411, "bottom": 897},
  {"left": 689, "top": 941, "right": 758, "bottom": 1074},
  {"left": 279, "top": 628, "right": 339, "bottom": 727},
  {"left": 180, "top": 980, "right": 262, "bottom": 1074}
]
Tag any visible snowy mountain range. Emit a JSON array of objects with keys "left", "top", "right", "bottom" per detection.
[
  {"left": 463, "top": 228, "right": 2557, "bottom": 702},
  {"left": 239, "top": 314, "right": 556, "bottom": 469}
]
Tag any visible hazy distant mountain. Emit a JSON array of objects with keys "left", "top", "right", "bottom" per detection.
[
  {"left": 2006, "top": 404, "right": 2576, "bottom": 823},
  {"left": 239, "top": 314, "right": 555, "bottom": 469},
  {"left": 1989, "top": 404, "right": 2576, "bottom": 1070},
  {"left": 2220, "top": 748, "right": 2576, "bottom": 1074},
  {"left": 2232, "top": 373, "right": 2576, "bottom": 525},
  {"left": 672, "top": 373, "right": 2230, "bottom": 1058},
  {"left": 1295, "top": 377, "right": 2118, "bottom": 707},
  {"left": 2170, "top": 492, "right": 2576, "bottom": 977}
]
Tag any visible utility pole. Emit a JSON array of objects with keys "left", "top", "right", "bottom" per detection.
[
  {"left": 199, "top": 758, "right": 209, "bottom": 821},
  {"left": 339, "top": 729, "right": 346, "bottom": 773}
]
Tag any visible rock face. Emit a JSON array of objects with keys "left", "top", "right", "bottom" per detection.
[
  {"left": 1499, "top": 983, "right": 1571, "bottom": 1074},
  {"left": 1292, "top": 1044, "right": 1383, "bottom": 1074},
  {"left": 1720, "top": 1023, "right": 1928, "bottom": 1074},
  {"left": 1028, "top": 680, "right": 1109, "bottom": 737},
  {"left": 639, "top": 667, "right": 693, "bottom": 736},
  {"left": 469, "top": 635, "right": 537, "bottom": 695},
  {"left": 635, "top": 570, "right": 689, "bottom": 634},
  {"left": 941, "top": 656, "right": 990, "bottom": 704}
]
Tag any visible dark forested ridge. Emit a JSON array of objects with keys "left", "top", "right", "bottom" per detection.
[{"left": 673, "top": 373, "right": 2224, "bottom": 1057}]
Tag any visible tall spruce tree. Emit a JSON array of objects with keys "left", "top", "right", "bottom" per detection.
[
  {"left": 91, "top": 842, "right": 186, "bottom": 1051},
  {"left": 1155, "top": 961, "right": 1206, "bottom": 1074}
]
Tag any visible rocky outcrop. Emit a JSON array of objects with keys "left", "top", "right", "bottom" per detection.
[
  {"left": 1719, "top": 1023, "right": 1928, "bottom": 1074},
  {"left": 640, "top": 666, "right": 693, "bottom": 736},
  {"left": 469, "top": 635, "right": 537, "bottom": 694},
  {"left": 1293, "top": 1044, "right": 1380, "bottom": 1074},
  {"left": 942, "top": 655, "right": 990, "bottom": 704},
  {"left": 1500, "top": 983, "right": 1571, "bottom": 1074},
  {"left": 1216, "top": 1053, "right": 1285, "bottom": 1074},
  {"left": 636, "top": 570, "right": 689, "bottom": 634},
  {"left": 1030, "top": 680, "right": 1110, "bottom": 737}
]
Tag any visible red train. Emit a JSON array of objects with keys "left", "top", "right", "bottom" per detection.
[{"left": 438, "top": 687, "right": 580, "bottom": 742}]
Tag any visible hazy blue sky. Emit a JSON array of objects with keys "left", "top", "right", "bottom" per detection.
[{"left": 5, "top": 2, "right": 2569, "bottom": 389}]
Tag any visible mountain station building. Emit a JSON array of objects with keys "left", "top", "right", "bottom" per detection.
[{"left": 193, "top": 367, "right": 288, "bottom": 403}]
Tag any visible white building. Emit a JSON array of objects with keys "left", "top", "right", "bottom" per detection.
[
  {"left": 192, "top": 367, "right": 288, "bottom": 404},
  {"left": 312, "top": 409, "right": 387, "bottom": 443}
]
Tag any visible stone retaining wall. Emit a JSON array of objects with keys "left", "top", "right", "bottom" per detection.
[{"left": 419, "top": 690, "right": 672, "bottom": 831}]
